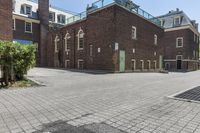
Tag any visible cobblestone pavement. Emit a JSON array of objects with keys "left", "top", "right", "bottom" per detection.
[{"left": 1, "top": 68, "right": 200, "bottom": 133}]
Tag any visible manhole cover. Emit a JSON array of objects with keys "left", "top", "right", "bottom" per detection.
[{"left": 174, "top": 86, "right": 200, "bottom": 102}]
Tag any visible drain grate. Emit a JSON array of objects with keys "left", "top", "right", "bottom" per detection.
[{"left": 174, "top": 86, "right": 200, "bottom": 102}]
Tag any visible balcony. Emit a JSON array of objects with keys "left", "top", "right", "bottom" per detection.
[{"left": 65, "top": 0, "right": 161, "bottom": 27}]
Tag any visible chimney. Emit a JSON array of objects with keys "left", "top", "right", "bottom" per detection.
[
  {"left": 0, "top": 0, "right": 13, "bottom": 41},
  {"left": 38, "top": 0, "right": 49, "bottom": 66}
]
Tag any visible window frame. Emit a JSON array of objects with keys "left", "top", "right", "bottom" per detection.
[
  {"left": 78, "top": 59, "right": 84, "bottom": 69},
  {"left": 131, "top": 59, "right": 136, "bottom": 71},
  {"left": 65, "top": 60, "right": 70, "bottom": 69},
  {"left": 174, "top": 16, "right": 181, "bottom": 26},
  {"left": 25, "top": 21, "right": 32, "bottom": 33},
  {"left": 147, "top": 60, "right": 151, "bottom": 69},
  {"left": 13, "top": 19, "right": 16, "bottom": 30},
  {"left": 176, "top": 37, "right": 183, "bottom": 48},
  {"left": 57, "top": 14, "right": 66, "bottom": 24},
  {"left": 140, "top": 60, "right": 144, "bottom": 70},
  {"left": 154, "top": 34, "right": 158, "bottom": 45},
  {"left": 77, "top": 28, "right": 84, "bottom": 50},
  {"left": 49, "top": 12, "right": 55, "bottom": 22},
  {"left": 131, "top": 26, "right": 137, "bottom": 40},
  {"left": 64, "top": 32, "right": 71, "bottom": 51},
  {"left": 89, "top": 45, "right": 93, "bottom": 57},
  {"left": 54, "top": 35, "right": 59, "bottom": 53}
]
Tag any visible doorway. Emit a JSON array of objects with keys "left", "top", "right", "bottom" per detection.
[{"left": 119, "top": 50, "right": 125, "bottom": 72}]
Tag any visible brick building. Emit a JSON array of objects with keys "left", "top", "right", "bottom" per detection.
[
  {"left": 0, "top": 0, "right": 199, "bottom": 72},
  {"left": 12, "top": 0, "right": 73, "bottom": 66},
  {"left": 158, "top": 9, "right": 199, "bottom": 71},
  {"left": 46, "top": 0, "right": 199, "bottom": 72}
]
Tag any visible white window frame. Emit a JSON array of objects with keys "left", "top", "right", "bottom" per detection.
[
  {"left": 176, "top": 37, "right": 183, "bottom": 48},
  {"left": 54, "top": 35, "right": 59, "bottom": 53},
  {"left": 147, "top": 60, "right": 151, "bottom": 69},
  {"left": 65, "top": 60, "right": 70, "bottom": 68},
  {"left": 25, "top": 21, "right": 32, "bottom": 33},
  {"left": 77, "top": 28, "right": 84, "bottom": 50},
  {"left": 140, "top": 60, "right": 144, "bottom": 70},
  {"left": 176, "top": 55, "right": 182, "bottom": 60},
  {"left": 13, "top": 18, "right": 16, "bottom": 30},
  {"left": 131, "top": 26, "right": 137, "bottom": 40},
  {"left": 49, "top": 12, "right": 55, "bottom": 22},
  {"left": 57, "top": 14, "right": 66, "bottom": 24},
  {"left": 161, "top": 19, "right": 165, "bottom": 27},
  {"left": 64, "top": 32, "right": 71, "bottom": 51},
  {"left": 21, "top": 5, "right": 32, "bottom": 16},
  {"left": 78, "top": 59, "right": 84, "bottom": 69},
  {"left": 131, "top": 59, "right": 136, "bottom": 70},
  {"left": 154, "top": 34, "right": 158, "bottom": 45},
  {"left": 174, "top": 16, "right": 181, "bottom": 25}
]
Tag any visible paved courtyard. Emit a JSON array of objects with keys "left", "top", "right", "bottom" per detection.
[{"left": 1, "top": 68, "right": 200, "bottom": 133}]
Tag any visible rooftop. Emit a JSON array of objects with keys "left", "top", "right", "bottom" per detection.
[{"left": 64, "top": 0, "right": 162, "bottom": 27}]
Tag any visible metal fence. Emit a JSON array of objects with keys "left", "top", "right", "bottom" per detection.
[{"left": 65, "top": 0, "right": 161, "bottom": 27}]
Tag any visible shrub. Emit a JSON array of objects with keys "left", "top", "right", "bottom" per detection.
[{"left": 0, "top": 41, "right": 36, "bottom": 85}]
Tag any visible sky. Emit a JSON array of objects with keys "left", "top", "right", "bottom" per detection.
[{"left": 50, "top": 0, "right": 200, "bottom": 29}]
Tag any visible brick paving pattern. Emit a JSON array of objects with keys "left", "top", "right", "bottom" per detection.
[{"left": 0, "top": 68, "right": 200, "bottom": 133}]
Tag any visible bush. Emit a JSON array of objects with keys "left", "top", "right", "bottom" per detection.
[{"left": 0, "top": 41, "right": 36, "bottom": 85}]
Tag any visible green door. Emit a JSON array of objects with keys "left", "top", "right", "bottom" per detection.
[{"left": 119, "top": 50, "right": 125, "bottom": 72}]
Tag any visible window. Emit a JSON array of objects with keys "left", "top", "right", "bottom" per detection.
[
  {"left": 54, "top": 35, "right": 59, "bottom": 53},
  {"left": 65, "top": 60, "right": 70, "bottom": 68},
  {"left": 13, "top": 19, "right": 16, "bottom": 30},
  {"left": 154, "top": 34, "right": 157, "bottom": 45},
  {"left": 64, "top": 33, "right": 71, "bottom": 51},
  {"left": 176, "top": 37, "right": 183, "bottom": 48},
  {"left": 21, "top": 5, "right": 32, "bottom": 15},
  {"left": 193, "top": 50, "right": 196, "bottom": 59},
  {"left": 77, "top": 28, "right": 84, "bottom": 50},
  {"left": 25, "top": 22, "right": 32, "bottom": 33},
  {"left": 57, "top": 14, "right": 66, "bottom": 24},
  {"left": 194, "top": 33, "right": 196, "bottom": 42},
  {"left": 131, "top": 59, "right": 136, "bottom": 71},
  {"left": 174, "top": 17, "right": 180, "bottom": 26},
  {"left": 78, "top": 60, "right": 84, "bottom": 69},
  {"left": 140, "top": 60, "right": 144, "bottom": 70},
  {"left": 147, "top": 60, "right": 151, "bottom": 69},
  {"left": 161, "top": 20, "right": 165, "bottom": 27},
  {"left": 49, "top": 12, "right": 55, "bottom": 22},
  {"left": 131, "top": 26, "right": 137, "bottom": 39},
  {"left": 90, "top": 45, "right": 93, "bottom": 56}
]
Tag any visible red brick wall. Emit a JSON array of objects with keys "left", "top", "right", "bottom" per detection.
[
  {"left": 163, "top": 29, "right": 199, "bottom": 71},
  {"left": 0, "top": 0, "right": 13, "bottom": 41},
  {"left": 47, "top": 4, "right": 165, "bottom": 72},
  {"left": 114, "top": 6, "right": 164, "bottom": 71}
]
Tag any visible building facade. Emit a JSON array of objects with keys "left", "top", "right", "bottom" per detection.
[
  {"left": 1, "top": 0, "right": 199, "bottom": 72},
  {"left": 12, "top": 0, "right": 74, "bottom": 66},
  {"left": 158, "top": 9, "right": 199, "bottom": 71},
  {"left": 47, "top": 1, "right": 165, "bottom": 72}
]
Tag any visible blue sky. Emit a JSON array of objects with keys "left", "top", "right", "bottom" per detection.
[{"left": 50, "top": 0, "right": 200, "bottom": 28}]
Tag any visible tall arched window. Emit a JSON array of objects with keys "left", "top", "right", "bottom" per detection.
[
  {"left": 54, "top": 35, "right": 59, "bottom": 53},
  {"left": 77, "top": 28, "right": 84, "bottom": 50},
  {"left": 154, "top": 34, "right": 157, "bottom": 45},
  {"left": 64, "top": 32, "right": 71, "bottom": 51}
]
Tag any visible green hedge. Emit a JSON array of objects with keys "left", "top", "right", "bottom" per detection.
[{"left": 0, "top": 41, "right": 36, "bottom": 85}]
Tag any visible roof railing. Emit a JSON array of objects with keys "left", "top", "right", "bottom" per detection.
[{"left": 65, "top": 0, "right": 161, "bottom": 27}]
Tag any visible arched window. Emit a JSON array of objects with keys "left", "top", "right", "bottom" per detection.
[
  {"left": 64, "top": 32, "right": 71, "bottom": 51},
  {"left": 154, "top": 34, "right": 157, "bottom": 45},
  {"left": 54, "top": 35, "right": 59, "bottom": 53},
  {"left": 77, "top": 28, "right": 84, "bottom": 50}
]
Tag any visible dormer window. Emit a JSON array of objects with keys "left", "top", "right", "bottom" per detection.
[
  {"left": 57, "top": 14, "right": 66, "bottom": 24},
  {"left": 21, "top": 4, "right": 32, "bottom": 16},
  {"left": 174, "top": 16, "right": 181, "bottom": 26},
  {"left": 161, "top": 20, "right": 165, "bottom": 27}
]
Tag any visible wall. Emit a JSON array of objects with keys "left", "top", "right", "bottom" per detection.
[{"left": 0, "top": 0, "right": 13, "bottom": 41}]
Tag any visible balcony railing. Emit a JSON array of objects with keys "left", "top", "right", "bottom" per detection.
[{"left": 65, "top": 0, "right": 161, "bottom": 27}]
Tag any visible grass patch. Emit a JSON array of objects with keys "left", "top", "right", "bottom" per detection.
[{"left": 0, "top": 78, "right": 39, "bottom": 89}]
